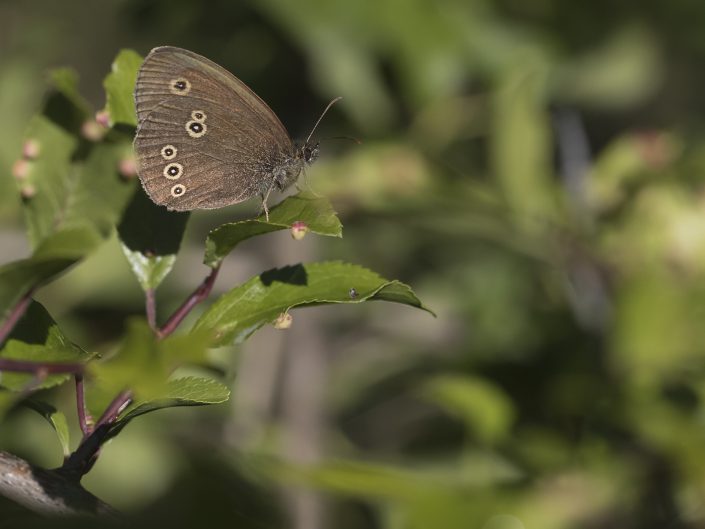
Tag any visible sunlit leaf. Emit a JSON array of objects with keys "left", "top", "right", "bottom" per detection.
[
  {"left": 204, "top": 192, "right": 342, "bottom": 267},
  {"left": 194, "top": 261, "right": 432, "bottom": 346},
  {"left": 120, "top": 376, "right": 230, "bottom": 423},
  {"left": 118, "top": 188, "right": 189, "bottom": 290},
  {"left": 100, "top": 375, "right": 229, "bottom": 442},
  {"left": 24, "top": 400, "right": 71, "bottom": 456},
  {"left": 103, "top": 49, "right": 142, "bottom": 127}
]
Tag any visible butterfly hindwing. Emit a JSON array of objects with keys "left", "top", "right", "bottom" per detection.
[{"left": 134, "top": 46, "right": 298, "bottom": 211}]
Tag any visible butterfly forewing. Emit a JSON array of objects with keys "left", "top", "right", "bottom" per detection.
[{"left": 134, "top": 46, "right": 298, "bottom": 211}]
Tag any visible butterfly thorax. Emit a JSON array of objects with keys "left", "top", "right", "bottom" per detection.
[
  {"left": 271, "top": 152, "right": 304, "bottom": 192},
  {"left": 271, "top": 142, "right": 319, "bottom": 191}
]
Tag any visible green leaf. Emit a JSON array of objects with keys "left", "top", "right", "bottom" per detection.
[
  {"left": 255, "top": 453, "right": 520, "bottom": 501},
  {"left": 103, "top": 49, "right": 142, "bottom": 127},
  {"left": 194, "top": 261, "right": 433, "bottom": 346},
  {"left": 44, "top": 68, "right": 91, "bottom": 134},
  {"left": 121, "top": 376, "right": 230, "bottom": 422},
  {"left": 491, "top": 58, "right": 557, "bottom": 227},
  {"left": 0, "top": 255, "right": 74, "bottom": 320},
  {"left": 0, "top": 301, "right": 91, "bottom": 391},
  {"left": 24, "top": 400, "right": 71, "bottom": 456},
  {"left": 1, "top": 70, "right": 137, "bottom": 315},
  {"left": 20, "top": 116, "right": 135, "bottom": 249},
  {"left": 88, "top": 319, "right": 167, "bottom": 402},
  {"left": 20, "top": 64, "right": 135, "bottom": 252},
  {"left": 0, "top": 226, "right": 110, "bottom": 320},
  {"left": 422, "top": 375, "right": 515, "bottom": 444},
  {"left": 158, "top": 328, "right": 214, "bottom": 366},
  {"left": 103, "top": 376, "right": 229, "bottom": 441},
  {"left": 0, "top": 391, "right": 20, "bottom": 421},
  {"left": 204, "top": 192, "right": 342, "bottom": 268},
  {"left": 88, "top": 319, "right": 212, "bottom": 403},
  {"left": 121, "top": 250, "right": 177, "bottom": 292},
  {"left": 118, "top": 187, "right": 190, "bottom": 290},
  {"left": 20, "top": 115, "right": 77, "bottom": 247}
]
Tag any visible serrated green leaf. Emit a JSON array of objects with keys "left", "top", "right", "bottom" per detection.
[
  {"left": 103, "top": 376, "right": 229, "bottom": 440},
  {"left": 21, "top": 69, "right": 135, "bottom": 250},
  {"left": 3, "top": 73, "right": 136, "bottom": 316},
  {"left": 118, "top": 188, "right": 190, "bottom": 290},
  {"left": 204, "top": 192, "right": 342, "bottom": 267},
  {"left": 0, "top": 301, "right": 91, "bottom": 391},
  {"left": 20, "top": 115, "right": 77, "bottom": 247},
  {"left": 121, "top": 249, "right": 177, "bottom": 291},
  {"left": 121, "top": 376, "right": 230, "bottom": 422},
  {"left": 21, "top": 127, "right": 135, "bottom": 248},
  {"left": 103, "top": 49, "right": 142, "bottom": 127},
  {"left": 194, "top": 261, "right": 432, "bottom": 346},
  {"left": 24, "top": 400, "right": 71, "bottom": 456}
]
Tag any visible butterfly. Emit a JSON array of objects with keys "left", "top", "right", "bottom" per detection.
[{"left": 133, "top": 46, "right": 340, "bottom": 219}]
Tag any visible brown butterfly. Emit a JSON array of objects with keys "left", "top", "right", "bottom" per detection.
[{"left": 133, "top": 46, "right": 340, "bottom": 219}]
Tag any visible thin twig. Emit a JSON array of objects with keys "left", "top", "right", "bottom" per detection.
[
  {"left": 157, "top": 265, "right": 220, "bottom": 339},
  {"left": 93, "top": 389, "right": 132, "bottom": 431},
  {"left": 145, "top": 288, "right": 157, "bottom": 330},
  {"left": 0, "top": 288, "right": 35, "bottom": 345},
  {"left": 61, "top": 265, "right": 221, "bottom": 478},
  {"left": 75, "top": 375, "right": 92, "bottom": 436},
  {"left": 0, "top": 358, "right": 84, "bottom": 374},
  {"left": 61, "top": 389, "right": 132, "bottom": 479}
]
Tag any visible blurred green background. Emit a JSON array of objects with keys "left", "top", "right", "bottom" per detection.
[{"left": 3, "top": 0, "right": 705, "bottom": 528}]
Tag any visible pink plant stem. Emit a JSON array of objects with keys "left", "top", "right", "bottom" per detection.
[
  {"left": 157, "top": 265, "right": 220, "bottom": 339},
  {"left": 94, "top": 389, "right": 132, "bottom": 430},
  {"left": 75, "top": 375, "right": 92, "bottom": 436},
  {"left": 0, "top": 358, "right": 84, "bottom": 374},
  {"left": 63, "top": 265, "right": 221, "bottom": 478},
  {"left": 62, "top": 389, "right": 133, "bottom": 479}
]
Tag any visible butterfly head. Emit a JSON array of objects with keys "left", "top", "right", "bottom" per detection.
[{"left": 302, "top": 142, "right": 319, "bottom": 165}]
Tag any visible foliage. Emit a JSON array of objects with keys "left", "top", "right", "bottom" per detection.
[
  {"left": 2, "top": 1, "right": 705, "bottom": 528},
  {"left": 0, "top": 43, "right": 428, "bottom": 517}
]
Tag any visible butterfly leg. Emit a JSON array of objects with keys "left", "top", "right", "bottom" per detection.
[
  {"left": 295, "top": 166, "right": 321, "bottom": 197},
  {"left": 260, "top": 185, "right": 274, "bottom": 221}
]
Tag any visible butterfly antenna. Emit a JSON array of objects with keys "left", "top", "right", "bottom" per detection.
[
  {"left": 305, "top": 96, "right": 343, "bottom": 145},
  {"left": 322, "top": 135, "right": 362, "bottom": 145}
]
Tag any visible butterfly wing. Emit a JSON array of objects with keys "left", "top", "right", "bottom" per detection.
[{"left": 134, "top": 46, "right": 299, "bottom": 211}]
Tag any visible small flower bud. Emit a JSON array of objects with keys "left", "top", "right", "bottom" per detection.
[
  {"left": 95, "top": 110, "right": 111, "bottom": 128},
  {"left": 12, "top": 159, "right": 30, "bottom": 180},
  {"left": 273, "top": 312, "right": 293, "bottom": 329},
  {"left": 20, "top": 184, "right": 36, "bottom": 199},
  {"left": 81, "top": 119, "right": 107, "bottom": 142},
  {"left": 290, "top": 221, "right": 309, "bottom": 240},
  {"left": 118, "top": 154, "right": 137, "bottom": 180},
  {"left": 22, "top": 139, "right": 40, "bottom": 160}
]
